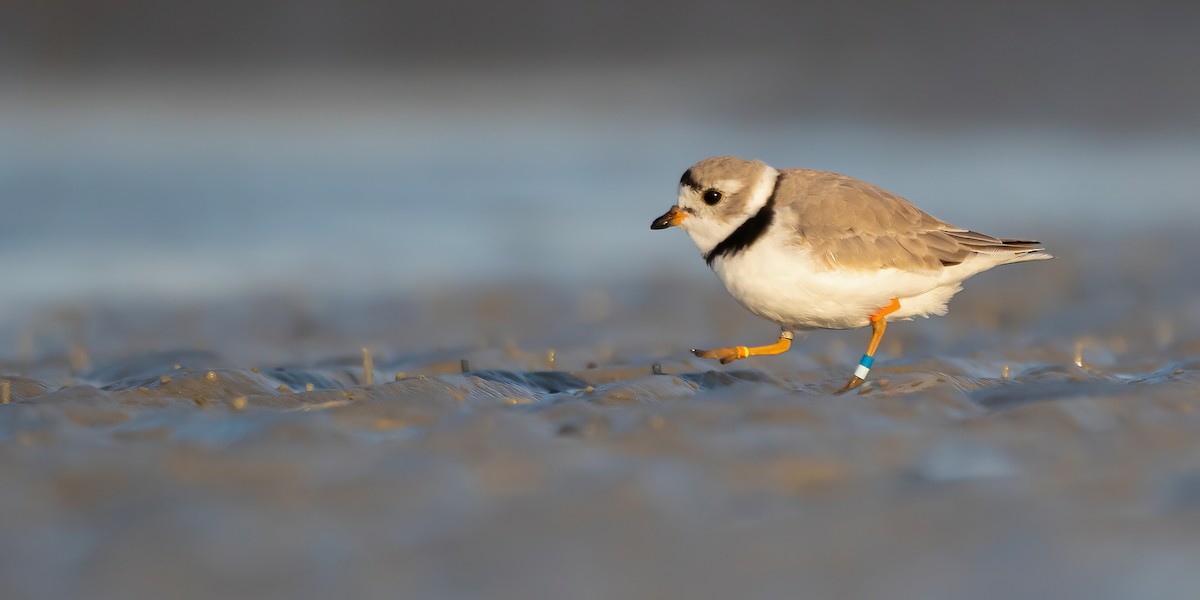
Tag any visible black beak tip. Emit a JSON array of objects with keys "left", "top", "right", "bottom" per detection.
[{"left": 650, "top": 209, "right": 678, "bottom": 230}]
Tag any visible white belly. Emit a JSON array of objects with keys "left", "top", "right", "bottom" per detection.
[{"left": 710, "top": 233, "right": 970, "bottom": 330}]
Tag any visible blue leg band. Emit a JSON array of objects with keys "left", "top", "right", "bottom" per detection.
[{"left": 854, "top": 354, "right": 874, "bottom": 380}]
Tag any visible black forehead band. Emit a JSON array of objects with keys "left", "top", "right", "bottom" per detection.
[{"left": 679, "top": 168, "right": 701, "bottom": 190}]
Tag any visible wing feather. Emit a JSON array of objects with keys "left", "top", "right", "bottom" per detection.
[{"left": 777, "top": 170, "right": 1045, "bottom": 271}]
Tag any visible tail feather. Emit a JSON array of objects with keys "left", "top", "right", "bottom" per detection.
[
  {"left": 944, "top": 229, "right": 1052, "bottom": 263},
  {"left": 995, "top": 239, "right": 1053, "bottom": 262}
]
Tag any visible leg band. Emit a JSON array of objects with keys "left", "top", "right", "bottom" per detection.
[{"left": 854, "top": 354, "right": 874, "bottom": 379}]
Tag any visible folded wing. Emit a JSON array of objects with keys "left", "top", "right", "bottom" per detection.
[{"left": 779, "top": 170, "right": 1049, "bottom": 271}]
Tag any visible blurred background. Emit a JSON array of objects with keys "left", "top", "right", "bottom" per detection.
[
  {"left": 5, "top": 4, "right": 1200, "bottom": 599},
  {"left": 1, "top": 0, "right": 1197, "bottom": 315}
]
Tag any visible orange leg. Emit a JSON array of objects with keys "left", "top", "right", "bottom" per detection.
[
  {"left": 840, "top": 298, "right": 901, "bottom": 392},
  {"left": 693, "top": 331, "right": 793, "bottom": 365}
]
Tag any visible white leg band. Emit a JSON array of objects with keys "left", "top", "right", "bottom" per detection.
[{"left": 854, "top": 364, "right": 871, "bottom": 379}]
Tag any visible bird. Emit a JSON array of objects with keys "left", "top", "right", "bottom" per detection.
[{"left": 650, "top": 156, "right": 1051, "bottom": 391}]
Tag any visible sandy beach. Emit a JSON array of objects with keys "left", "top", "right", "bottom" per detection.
[{"left": 3, "top": 234, "right": 1200, "bottom": 599}]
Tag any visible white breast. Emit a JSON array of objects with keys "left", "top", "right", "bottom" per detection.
[{"left": 709, "top": 229, "right": 972, "bottom": 330}]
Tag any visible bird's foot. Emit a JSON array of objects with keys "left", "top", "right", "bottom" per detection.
[
  {"left": 691, "top": 346, "right": 749, "bottom": 364},
  {"left": 837, "top": 376, "right": 866, "bottom": 394}
]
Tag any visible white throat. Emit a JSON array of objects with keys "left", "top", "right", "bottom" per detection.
[{"left": 681, "top": 166, "right": 779, "bottom": 256}]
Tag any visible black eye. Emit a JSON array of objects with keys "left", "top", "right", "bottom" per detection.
[{"left": 702, "top": 189, "right": 722, "bottom": 205}]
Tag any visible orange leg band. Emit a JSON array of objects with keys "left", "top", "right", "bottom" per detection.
[{"left": 693, "top": 331, "right": 793, "bottom": 365}]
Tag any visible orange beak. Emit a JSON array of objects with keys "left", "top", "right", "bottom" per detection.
[{"left": 650, "top": 206, "right": 688, "bottom": 230}]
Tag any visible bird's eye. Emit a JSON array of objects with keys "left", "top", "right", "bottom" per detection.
[{"left": 702, "top": 189, "right": 723, "bottom": 205}]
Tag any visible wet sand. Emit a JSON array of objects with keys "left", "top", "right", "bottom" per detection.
[{"left": 3, "top": 237, "right": 1200, "bottom": 599}]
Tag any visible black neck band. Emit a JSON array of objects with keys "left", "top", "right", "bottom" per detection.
[{"left": 704, "top": 175, "right": 780, "bottom": 266}]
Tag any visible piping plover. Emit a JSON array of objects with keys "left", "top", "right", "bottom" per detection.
[{"left": 651, "top": 156, "right": 1051, "bottom": 391}]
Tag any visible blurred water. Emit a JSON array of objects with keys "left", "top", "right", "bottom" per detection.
[{"left": 2, "top": 95, "right": 1197, "bottom": 309}]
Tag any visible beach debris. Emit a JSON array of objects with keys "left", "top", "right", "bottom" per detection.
[
  {"left": 1001, "top": 364, "right": 1011, "bottom": 380},
  {"left": 206, "top": 370, "right": 218, "bottom": 382},
  {"left": 652, "top": 362, "right": 663, "bottom": 375},
  {"left": 1, "top": 380, "right": 10, "bottom": 404},
  {"left": 362, "top": 347, "right": 375, "bottom": 385},
  {"left": 461, "top": 359, "right": 471, "bottom": 373},
  {"left": 546, "top": 349, "right": 556, "bottom": 370}
]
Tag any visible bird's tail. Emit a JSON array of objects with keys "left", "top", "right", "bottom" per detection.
[
  {"left": 996, "top": 238, "right": 1053, "bottom": 262},
  {"left": 946, "top": 230, "right": 1053, "bottom": 263}
]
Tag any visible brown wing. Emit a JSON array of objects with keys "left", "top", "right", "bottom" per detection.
[{"left": 777, "top": 169, "right": 1042, "bottom": 271}]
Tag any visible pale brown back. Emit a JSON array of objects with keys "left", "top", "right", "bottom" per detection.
[{"left": 777, "top": 169, "right": 1043, "bottom": 271}]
